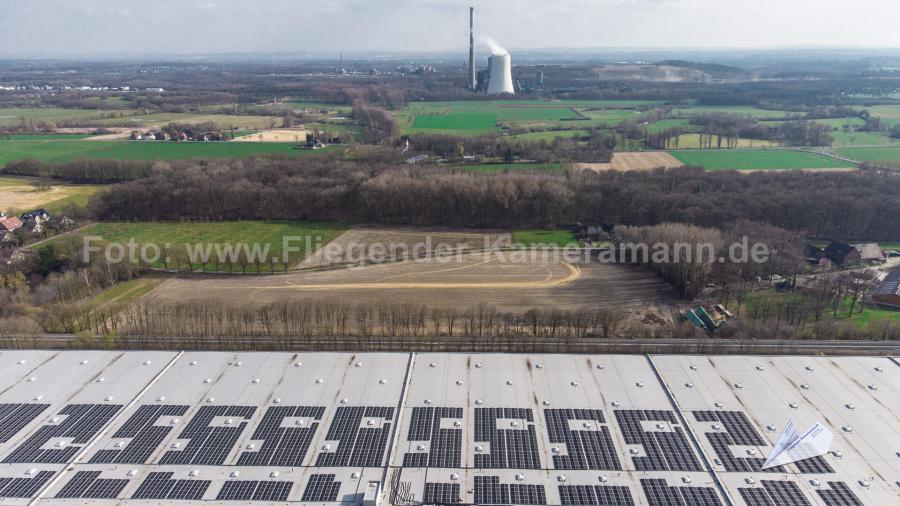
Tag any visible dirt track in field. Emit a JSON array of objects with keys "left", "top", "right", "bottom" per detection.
[
  {"left": 142, "top": 251, "right": 683, "bottom": 324},
  {"left": 576, "top": 152, "right": 684, "bottom": 172}
]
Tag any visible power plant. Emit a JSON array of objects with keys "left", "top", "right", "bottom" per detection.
[
  {"left": 468, "top": 7, "right": 476, "bottom": 90},
  {"left": 486, "top": 52, "right": 515, "bottom": 95},
  {"left": 468, "top": 7, "right": 514, "bottom": 95}
]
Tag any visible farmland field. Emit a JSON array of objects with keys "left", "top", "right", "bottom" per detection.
[
  {"left": 507, "top": 129, "right": 592, "bottom": 141},
  {"left": 0, "top": 107, "right": 135, "bottom": 126},
  {"left": 576, "top": 152, "right": 684, "bottom": 172},
  {"left": 838, "top": 146, "right": 900, "bottom": 162},
  {"left": 77, "top": 221, "right": 347, "bottom": 270},
  {"left": 94, "top": 112, "right": 280, "bottom": 129},
  {"left": 673, "top": 134, "right": 779, "bottom": 149},
  {"left": 669, "top": 106, "right": 798, "bottom": 118},
  {"left": 669, "top": 149, "right": 855, "bottom": 171},
  {"left": 0, "top": 176, "right": 104, "bottom": 214},
  {"left": 863, "top": 105, "right": 900, "bottom": 127},
  {"left": 828, "top": 130, "right": 895, "bottom": 147},
  {"left": 0, "top": 140, "right": 328, "bottom": 167}
]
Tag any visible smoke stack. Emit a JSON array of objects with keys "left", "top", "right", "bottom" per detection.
[
  {"left": 487, "top": 53, "right": 514, "bottom": 95},
  {"left": 469, "top": 7, "right": 476, "bottom": 91}
]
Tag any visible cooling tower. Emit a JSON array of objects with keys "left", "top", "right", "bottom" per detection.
[
  {"left": 487, "top": 53, "right": 514, "bottom": 95},
  {"left": 469, "top": 7, "right": 476, "bottom": 90}
]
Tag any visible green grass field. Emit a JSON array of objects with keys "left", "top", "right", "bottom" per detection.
[
  {"left": 451, "top": 163, "right": 563, "bottom": 173},
  {"left": 94, "top": 113, "right": 280, "bottom": 129},
  {"left": 838, "top": 146, "right": 900, "bottom": 163},
  {"left": 0, "top": 176, "right": 104, "bottom": 214},
  {"left": 0, "top": 133, "right": 97, "bottom": 140},
  {"left": 78, "top": 221, "right": 347, "bottom": 270},
  {"left": 512, "top": 229, "right": 580, "bottom": 247},
  {"left": 496, "top": 106, "right": 581, "bottom": 122},
  {"left": 670, "top": 106, "right": 799, "bottom": 119},
  {"left": 0, "top": 140, "right": 328, "bottom": 167},
  {"left": 669, "top": 150, "right": 855, "bottom": 171},
  {"left": 507, "top": 130, "right": 592, "bottom": 142},
  {"left": 746, "top": 290, "right": 900, "bottom": 328},
  {"left": 828, "top": 130, "right": 896, "bottom": 148},
  {"left": 863, "top": 105, "right": 900, "bottom": 127},
  {"left": 0, "top": 108, "right": 135, "bottom": 126}
]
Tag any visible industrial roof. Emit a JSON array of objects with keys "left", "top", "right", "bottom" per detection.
[{"left": 0, "top": 351, "right": 897, "bottom": 505}]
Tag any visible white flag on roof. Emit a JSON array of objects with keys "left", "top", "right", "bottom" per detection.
[{"left": 762, "top": 419, "right": 833, "bottom": 469}]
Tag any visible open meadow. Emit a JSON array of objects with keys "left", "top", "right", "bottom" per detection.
[
  {"left": 0, "top": 139, "right": 327, "bottom": 167},
  {"left": 670, "top": 149, "right": 855, "bottom": 171},
  {"left": 838, "top": 146, "right": 900, "bottom": 163},
  {"left": 0, "top": 176, "right": 104, "bottom": 214}
]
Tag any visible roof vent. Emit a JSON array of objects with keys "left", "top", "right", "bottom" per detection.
[
  {"left": 170, "top": 419, "right": 179, "bottom": 425},
  {"left": 746, "top": 449, "right": 757, "bottom": 456},
  {"left": 745, "top": 477, "right": 755, "bottom": 485},
  {"left": 845, "top": 403, "right": 855, "bottom": 410},
  {"left": 104, "top": 396, "right": 114, "bottom": 401},
  {"left": 293, "top": 362, "right": 302, "bottom": 367},
  {"left": 868, "top": 384, "right": 878, "bottom": 390},
  {"left": 789, "top": 403, "right": 799, "bottom": 408},
  {"left": 367, "top": 420, "right": 375, "bottom": 426},
  {"left": 535, "top": 364, "right": 543, "bottom": 369},
  {"left": 456, "top": 380, "right": 464, "bottom": 386},
  {"left": 50, "top": 417, "right": 59, "bottom": 423},
  {"left": 551, "top": 447, "right": 561, "bottom": 454},
  {"left": 246, "top": 443, "right": 255, "bottom": 450},
  {"left": 515, "top": 474, "right": 525, "bottom": 481},
  {"left": 315, "top": 379, "right": 323, "bottom": 384},
  {"left": 571, "top": 381, "right": 579, "bottom": 387},
  {"left": 96, "top": 377, "right": 105, "bottom": 383},
  {"left": 189, "top": 361, "right": 198, "bottom": 366},
  {"left": 557, "top": 475, "right": 567, "bottom": 482},
  {"left": 171, "top": 442, "right": 180, "bottom": 449},
  {"left": 27, "top": 377, "right": 36, "bottom": 382},
  {"left": 25, "top": 469, "right": 36, "bottom": 475},
  {"left": 340, "top": 398, "right": 348, "bottom": 404},
  {"left": 417, "top": 444, "right": 426, "bottom": 451},
  {"left": 832, "top": 450, "right": 843, "bottom": 457},
  {"left": 635, "top": 382, "right": 644, "bottom": 388},
  {"left": 755, "top": 366, "right": 765, "bottom": 371},
  {"left": 689, "top": 364, "right": 698, "bottom": 370},
  {"left": 234, "top": 361, "right": 242, "bottom": 367},
  {"left": 475, "top": 363, "right": 483, "bottom": 368},
  {"left": 425, "top": 398, "right": 433, "bottom": 404},
  {"left": 269, "top": 471, "right": 279, "bottom": 478},
  {"left": 429, "top": 362, "right": 437, "bottom": 368},
  {"left": 453, "top": 420, "right": 461, "bottom": 427},
  {"left": 685, "top": 382, "right": 694, "bottom": 388},
  {"left": 656, "top": 423, "right": 665, "bottom": 430},
  {"left": 599, "top": 475, "right": 608, "bottom": 483},
  {"left": 157, "top": 396, "right": 166, "bottom": 402},
  {"left": 251, "top": 379, "right": 260, "bottom": 384},
  {"left": 16, "top": 360, "right": 25, "bottom": 365},
  {"left": 766, "top": 425, "right": 776, "bottom": 432},
  {"left": 800, "top": 384, "right": 810, "bottom": 390},
  {"left": 858, "top": 480, "right": 870, "bottom": 488},
  {"left": 189, "top": 470, "right": 200, "bottom": 477},
  {"left": 33, "top": 395, "right": 43, "bottom": 401},
  {"left": 842, "top": 426, "right": 853, "bottom": 432},
  {"left": 295, "top": 420, "right": 305, "bottom": 426},
  {"left": 712, "top": 424, "right": 721, "bottom": 431},
  {"left": 543, "top": 400, "right": 551, "bottom": 406},
  {"left": 475, "top": 399, "right": 483, "bottom": 405},
  {"left": 506, "top": 380, "right": 514, "bottom": 386},
  {"left": 450, "top": 473, "right": 460, "bottom": 481},
  {"left": 322, "top": 444, "right": 331, "bottom": 450},
  {"left": 805, "top": 365, "right": 814, "bottom": 371},
  {"left": 203, "top": 378, "right": 211, "bottom": 384},
  {"left": 355, "top": 362, "right": 362, "bottom": 367},
  {"left": 611, "top": 401, "right": 620, "bottom": 407},
  {"left": 128, "top": 469, "right": 138, "bottom": 477},
  {"left": 380, "top": 379, "right": 387, "bottom": 384},
  {"left": 734, "top": 383, "right": 743, "bottom": 389},
  {"left": 273, "top": 398, "right": 281, "bottom": 404},
  {"left": 351, "top": 472, "right": 360, "bottom": 479},
  {"left": 143, "top": 361, "right": 152, "bottom": 365},
  {"left": 681, "top": 476, "right": 692, "bottom": 484},
  {"left": 230, "top": 471, "right": 239, "bottom": 478},
  {"left": 206, "top": 397, "right": 214, "bottom": 403},
  {"left": 874, "top": 367, "right": 884, "bottom": 372},
  {"left": 810, "top": 479, "right": 820, "bottom": 486},
  {"left": 596, "top": 364, "right": 605, "bottom": 370},
  {"left": 583, "top": 422, "right": 592, "bottom": 429},
  {"left": 629, "top": 448, "right": 639, "bottom": 455},
  {"left": 475, "top": 446, "right": 484, "bottom": 452},
  {"left": 80, "top": 360, "right": 88, "bottom": 365},
  {"left": 114, "top": 442, "right": 124, "bottom": 448},
  {"left": 510, "top": 421, "right": 520, "bottom": 428},
  {"left": 225, "top": 418, "right": 234, "bottom": 425},
  {"left": 714, "top": 402, "right": 723, "bottom": 408}
]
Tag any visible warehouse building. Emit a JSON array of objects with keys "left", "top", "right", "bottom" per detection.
[{"left": 0, "top": 351, "right": 897, "bottom": 505}]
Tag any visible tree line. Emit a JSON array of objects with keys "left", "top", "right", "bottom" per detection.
[{"left": 90, "top": 155, "right": 900, "bottom": 240}]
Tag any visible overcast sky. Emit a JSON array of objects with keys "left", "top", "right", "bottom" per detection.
[{"left": 1, "top": 0, "right": 899, "bottom": 57}]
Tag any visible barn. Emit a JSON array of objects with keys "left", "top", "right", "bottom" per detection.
[{"left": 872, "top": 271, "right": 900, "bottom": 308}]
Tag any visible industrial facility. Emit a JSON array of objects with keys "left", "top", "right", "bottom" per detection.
[
  {"left": 468, "top": 7, "right": 514, "bottom": 95},
  {"left": 0, "top": 350, "right": 896, "bottom": 505}
]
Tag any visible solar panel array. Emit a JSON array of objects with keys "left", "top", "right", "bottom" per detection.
[
  {"left": 91, "top": 404, "right": 189, "bottom": 464},
  {"left": 474, "top": 407, "right": 542, "bottom": 469},
  {"left": 237, "top": 405, "right": 325, "bottom": 466},
  {"left": 0, "top": 351, "right": 894, "bottom": 505},
  {"left": 614, "top": 410, "right": 703, "bottom": 472},
  {"left": 2, "top": 404, "right": 122, "bottom": 464},
  {"left": 640, "top": 478, "right": 723, "bottom": 506},
  {"left": 316, "top": 406, "right": 395, "bottom": 467},
  {"left": 0, "top": 403, "right": 49, "bottom": 442},
  {"left": 558, "top": 485, "right": 635, "bottom": 505},
  {"left": 422, "top": 482, "right": 461, "bottom": 504},
  {"left": 301, "top": 473, "right": 342, "bottom": 502},
  {"left": 131, "top": 472, "right": 211, "bottom": 500},
  {"left": 544, "top": 408, "right": 621, "bottom": 470},
  {"left": 160, "top": 405, "right": 256, "bottom": 465},
  {"left": 402, "top": 406, "right": 463, "bottom": 468},
  {"left": 55, "top": 471, "right": 129, "bottom": 499},
  {"left": 216, "top": 480, "right": 293, "bottom": 501},
  {"left": 0, "top": 471, "right": 55, "bottom": 498},
  {"left": 473, "top": 476, "right": 547, "bottom": 505}
]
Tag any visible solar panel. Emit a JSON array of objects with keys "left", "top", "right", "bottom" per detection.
[
  {"left": 544, "top": 408, "right": 621, "bottom": 470},
  {"left": 817, "top": 482, "right": 864, "bottom": 506},
  {"left": 474, "top": 476, "right": 546, "bottom": 505},
  {"left": 693, "top": 410, "right": 834, "bottom": 474},
  {"left": 615, "top": 410, "right": 702, "bottom": 472},
  {"left": 2, "top": 404, "right": 122, "bottom": 464},
  {"left": 56, "top": 471, "right": 129, "bottom": 499},
  {"left": 131, "top": 472, "right": 210, "bottom": 500},
  {"left": 237, "top": 405, "right": 325, "bottom": 466},
  {"left": 558, "top": 485, "right": 635, "bottom": 505},
  {"left": 402, "top": 406, "right": 463, "bottom": 468},
  {"left": 474, "top": 408, "right": 542, "bottom": 469},
  {"left": 315, "top": 406, "right": 395, "bottom": 467},
  {"left": 0, "top": 403, "right": 50, "bottom": 442},
  {"left": 216, "top": 480, "right": 293, "bottom": 501},
  {"left": 640, "top": 479, "right": 723, "bottom": 506},
  {"left": 91, "top": 404, "right": 189, "bottom": 464},
  {"left": 0, "top": 471, "right": 54, "bottom": 498},
  {"left": 423, "top": 483, "right": 461, "bottom": 504},
  {"left": 160, "top": 405, "right": 256, "bottom": 465},
  {"left": 736, "top": 480, "right": 813, "bottom": 506},
  {"left": 301, "top": 474, "right": 341, "bottom": 502}
]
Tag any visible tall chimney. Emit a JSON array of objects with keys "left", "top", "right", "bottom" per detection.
[{"left": 469, "top": 7, "right": 476, "bottom": 91}]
